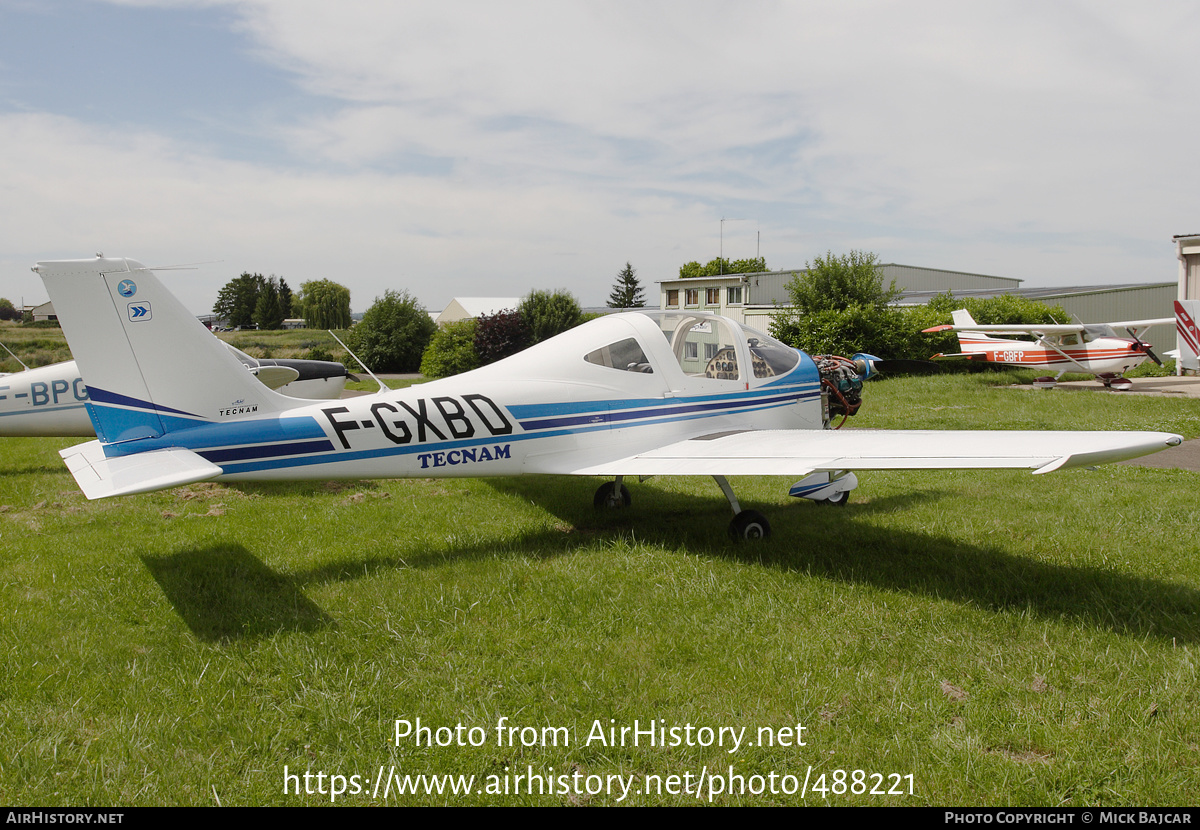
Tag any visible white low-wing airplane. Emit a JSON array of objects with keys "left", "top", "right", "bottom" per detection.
[
  {"left": 924, "top": 309, "right": 1172, "bottom": 388},
  {"left": 0, "top": 347, "right": 352, "bottom": 437},
  {"left": 35, "top": 257, "right": 1181, "bottom": 540}
]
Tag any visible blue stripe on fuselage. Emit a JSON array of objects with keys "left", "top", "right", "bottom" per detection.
[
  {"left": 213, "top": 388, "right": 815, "bottom": 476},
  {"left": 198, "top": 438, "right": 335, "bottom": 464},
  {"left": 96, "top": 381, "right": 818, "bottom": 474},
  {"left": 101, "top": 411, "right": 329, "bottom": 457},
  {"left": 516, "top": 389, "right": 812, "bottom": 431},
  {"left": 87, "top": 386, "right": 199, "bottom": 419},
  {"left": 505, "top": 382, "right": 817, "bottom": 420}
]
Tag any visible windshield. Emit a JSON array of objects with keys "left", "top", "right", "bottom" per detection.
[
  {"left": 742, "top": 324, "right": 800, "bottom": 377},
  {"left": 628, "top": 311, "right": 800, "bottom": 381}
]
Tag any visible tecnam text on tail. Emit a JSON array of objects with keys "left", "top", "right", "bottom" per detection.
[{"left": 36, "top": 257, "right": 1181, "bottom": 540}]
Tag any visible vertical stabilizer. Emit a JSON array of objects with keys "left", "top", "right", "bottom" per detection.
[
  {"left": 950, "top": 308, "right": 995, "bottom": 351},
  {"left": 951, "top": 309, "right": 980, "bottom": 329},
  {"left": 1176, "top": 300, "right": 1200, "bottom": 372},
  {"left": 34, "top": 257, "right": 290, "bottom": 444}
]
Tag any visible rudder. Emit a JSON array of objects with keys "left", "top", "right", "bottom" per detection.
[
  {"left": 35, "top": 257, "right": 289, "bottom": 444},
  {"left": 1176, "top": 300, "right": 1200, "bottom": 372}
]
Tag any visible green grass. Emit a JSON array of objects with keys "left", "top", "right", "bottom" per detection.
[
  {"left": 214, "top": 328, "right": 354, "bottom": 362},
  {"left": 0, "top": 322, "right": 72, "bottom": 370},
  {"left": 0, "top": 323, "right": 354, "bottom": 370},
  {"left": 1, "top": 378, "right": 1198, "bottom": 805}
]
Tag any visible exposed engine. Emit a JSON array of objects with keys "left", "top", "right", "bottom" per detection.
[{"left": 814, "top": 354, "right": 865, "bottom": 428}]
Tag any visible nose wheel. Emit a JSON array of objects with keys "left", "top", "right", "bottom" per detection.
[{"left": 714, "top": 475, "right": 772, "bottom": 541}]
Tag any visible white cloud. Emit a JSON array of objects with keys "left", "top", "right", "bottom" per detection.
[
  {"left": 5, "top": 0, "right": 1199, "bottom": 315},
  {"left": 0, "top": 110, "right": 714, "bottom": 312},
  {"left": 227, "top": 1, "right": 1200, "bottom": 238}
]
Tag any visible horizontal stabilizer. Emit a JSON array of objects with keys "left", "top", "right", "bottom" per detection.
[
  {"left": 60, "top": 441, "right": 222, "bottom": 500},
  {"left": 564, "top": 429, "right": 1181, "bottom": 477},
  {"left": 249, "top": 365, "right": 302, "bottom": 389}
]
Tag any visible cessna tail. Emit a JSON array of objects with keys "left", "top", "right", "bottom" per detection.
[{"left": 1176, "top": 300, "right": 1200, "bottom": 372}]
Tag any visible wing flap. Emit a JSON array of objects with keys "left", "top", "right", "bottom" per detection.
[
  {"left": 60, "top": 441, "right": 222, "bottom": 499},
  {"left": 565, "top": 429, "right": 1181, "bottom": 477}
]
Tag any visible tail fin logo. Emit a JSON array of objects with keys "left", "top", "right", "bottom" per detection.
[
  {"left": 127, "top": 302, "right": 152, "bottom": 321},
  {"left": 117, "top": 280, "right": 137, "bottom": 298}
]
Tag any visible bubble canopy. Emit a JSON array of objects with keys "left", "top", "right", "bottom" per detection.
[{"left": 583, "top": 311, "right": 801, "bottom": 382}]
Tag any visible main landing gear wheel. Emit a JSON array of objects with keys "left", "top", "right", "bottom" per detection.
[
  {"left": 593, "top": 481, "right": 631, "bottom": 510},
  {"left": 728, "top": 510, "right": 771, "bottom": 541},
  {"left": 820, "top": 490, "right": 850, "bottom": 507}
]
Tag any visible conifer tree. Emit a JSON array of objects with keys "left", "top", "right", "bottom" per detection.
[{"left": 607, "top": 262, "right": 646, "bottom": 308}]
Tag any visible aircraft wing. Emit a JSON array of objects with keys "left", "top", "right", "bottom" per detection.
[
  {"left": 560, "top": 429, "right": 1181, "bottom": 477},
  {"left": 923, "top": 318, "right": 1173, "bottom": 335},
  {"left": 923, "top": 322, "right": 1086, "bottom": 335},
  {"left": 1106, "top": 318, "right": 1174, "bottom": 330},
  {"left": 60, "top": 441, "right": 222, "bottom": 500}
]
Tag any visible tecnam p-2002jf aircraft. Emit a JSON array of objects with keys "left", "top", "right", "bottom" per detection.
[{"left": 36, "top": 257, "right": 1181, "bottom": 540}]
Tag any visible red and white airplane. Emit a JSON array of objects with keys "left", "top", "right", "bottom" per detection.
[{"left": 924, "top": 309, "right": 1173, "bottom": 389}]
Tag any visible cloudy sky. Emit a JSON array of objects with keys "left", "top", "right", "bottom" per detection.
[{"left": 1, "top": 0, "right": 1197, "bottom": 314}]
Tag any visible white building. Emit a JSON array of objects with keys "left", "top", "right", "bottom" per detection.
[
  {"left": 435, "top": 297, "right": 521, "bottom": 326},
  {"left": 658, "top": 264, "right": 1023, "bottom": 330},
  {"left": 658, "top": 262, "right": 1178, "bottom": 354}
]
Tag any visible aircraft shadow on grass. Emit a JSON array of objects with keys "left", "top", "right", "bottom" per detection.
[
  {"left": 3, "top": 461, "right": 76, "bottom": 477},
  {"left": 141, "top": 475, "right": 1200, "bottom": 645},
  {"left": 142, "top": 545, "right": 333, "bottom": 643},
  {"left": 483, "top": 476, "right": 1200, "bottom": 645}
]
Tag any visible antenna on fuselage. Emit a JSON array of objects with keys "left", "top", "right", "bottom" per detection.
[
  {"left": 328, "top": 330, "right": 388, "bottom": 394},
  {"left": 0, "top": 341, "right": 29, "bottom": 372}
]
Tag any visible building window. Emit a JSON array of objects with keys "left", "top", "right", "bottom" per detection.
[
  {"left": 706, "top": 288, "right": 720, "bottom": 305},
  {"left": 666, "top": 289, "right": 679, "bottom": 307},
  {"left": 727, "top": 286, "right": 743, "bottom": 305},
  {"left": 685, "top": 341, "right": 698, "bottom": 360},
  {"left": 685, "top": 288, "right": 699, "bottom": 307},
  {"left": 705, "top": 342, "right": 719, "bottom": 360}
]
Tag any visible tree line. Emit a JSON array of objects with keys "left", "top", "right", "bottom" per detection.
[
  {"left": 421, "top": 261, "right": 653, "bottom": 376},
  {"left": 419, "top": 289, "right": 590, "bottom": 377},
  {"left": 213, "top": 273, "right": 351, "bottom": 330},
  {"left": 210, "top": 254, "right": 1071, "bottom": 379},
  {"left": 769, "top": 250, "right": 1067, "bottom": 359}
]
